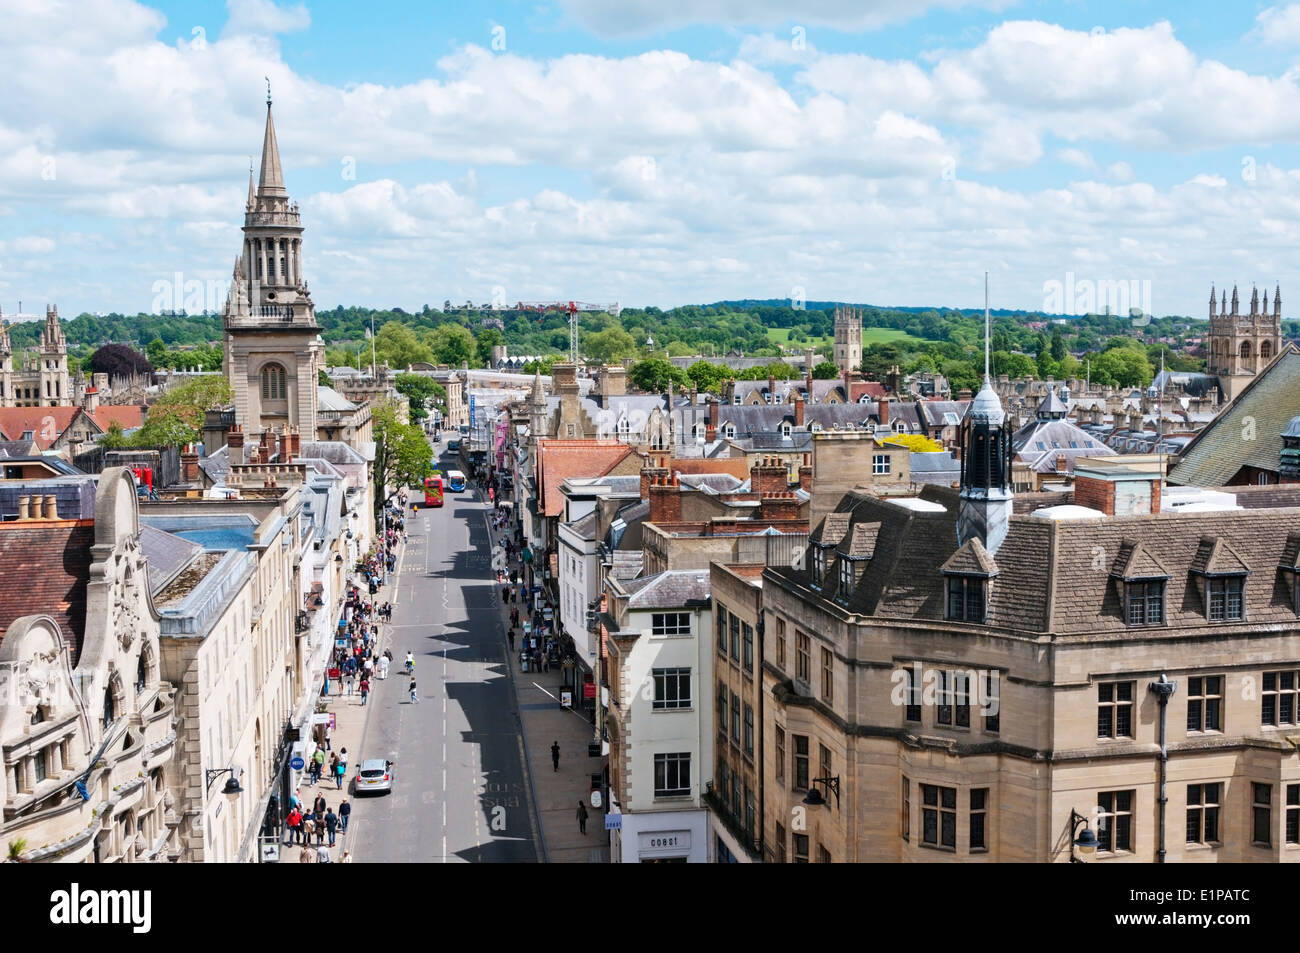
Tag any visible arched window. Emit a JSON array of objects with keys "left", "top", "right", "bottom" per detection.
[
  {"left": 1240, "top": 341, "right": 1252, "bottom": 361},
  {"left": 261, "top": 363, "right": 287, "bottom": 400},
  {"left": 1261, "top": 340, "right": 1272, "bottom": 360},
  {"left": 617, "top": 417, "right": 630, "bottom": 439}
]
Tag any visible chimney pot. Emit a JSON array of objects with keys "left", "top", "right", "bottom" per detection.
[
  {"left": 17, "top": 496, "right": 29, "bottom": 520},
  {"left": 45, "top": 495, "right": 57, "bottom": 519},
  {"left": 29, "top": 495, "right": 43, "bottom": 519}
]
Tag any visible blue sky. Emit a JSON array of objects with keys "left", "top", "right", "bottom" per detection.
[{"left": 4, "top": 0, "right": 1300, "bottom": 320}]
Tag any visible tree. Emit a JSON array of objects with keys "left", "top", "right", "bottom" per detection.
[
  {"left": 811, "top": 360, "right": 840, "bottom": 380},
  {"left": 395, "top": 373, "right": 445, "bottom": 422},
  {"left": 318, "top": 368, "right": 332, "bottom": 387},
  {"left": 1089, "top": 347, "right": 1153, "bottom": 388},
  {"left": 941, "top": 359, "right": 981, "bottom": 395},
  {"left": 88, "top": 343, "right": 153, "bottom": 383},
  {"left": 860, "top": 342, "right": 903, "bottom": 381},
  {"left": 1050, "top": 325, "right": 1068, "bottom": 363},
  {"left": 372, "top": 402, "right": 433, "bottom": 528},
  {"left": 628, "top": 358, "right": 687, "bottom": 393},
  {"left": 127, "top": 374, "right": 233, "bottom": 448},
  {"left": 475, "top": 327, "right": 503, "bottom": 368},
  {"left": 521, "top": 354, "right": 562, "bottom": 376},
  {"left": 993, "top": 350, "right": 1036, "bottom": 379},
  {"left": 373, "top": 321, "right": 434, "bottom": 369},
  {"left": 686, "top": 360, "right": 730, "bottom": 394},
  {"left": 146, "top": 337, "right": 169, "bottom": 368},
  {"left": 581, "top": 326, "right": 637, "bottom": 365},
  {"left": 425, "top": 324, "right": 475, "bottom": 367}
]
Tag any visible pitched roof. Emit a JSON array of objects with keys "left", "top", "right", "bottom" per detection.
[
  {"left": 621, "top": 569, "right": 712, "bottom": 609},
  {"left": 1169, "top": 345, "right": 1300, "bottom": 486},
  {"left": 940, "top": 537, "right": 998, "bottom": 576},
  {"left": 0, "top": 521, "right": 94, "bottom": 662},
  {"left": 1189, "top": 537, "right": 1252, "bottom": 577},
  {"left": 840, "top": 521, "right": 880, "bottom": 559},
  {"left": 0, "top": 407, "right": 89, "bottom": 449},
  {"left": 91, "top": 404, "right": 145, "bottom": 432},
  {"left": 140, "top": 524, "right": 204, "bottom": 595},
  {"left": 1111, "top": 541, "right": 1170, "bottom": 580},
  {"left": 666, "top": 457, "right": 751, "bottom": 481},
  {"left": 536, "top": 439, "right": 636, "bottom": 517}
]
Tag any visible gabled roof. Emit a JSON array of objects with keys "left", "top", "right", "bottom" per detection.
[
  {"left": 536, "top": 439, "right": 636, "bottom": 517},
  {"left": 812, "top": 511, "right": 851, "bottom": 548},
  {"left": 140, "top": 524, "right": 203, "bottom": 595},
  {"left": 0, "top": 407, "right": 91, "bottom": 450},
  {"left": 940, "top": 537, "right": 998, "bottom": 576},
  {"left": 1110, "top": 540, "right": 1170, "bottom": 580},
  {"left": 92, "top": 404, "right": 146, "bottom": 432},
  {"left": 1189, "top": 537, "right": 1252, "bottom": 577},
  {"left": 840, "top": 521, "right": 880, "bottom": 559},
  {"left": 621, "top": 569, "right": 712, "bottom": 609}
]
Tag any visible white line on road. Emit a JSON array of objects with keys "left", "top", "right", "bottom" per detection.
[{"left": 529, "top": 681, "right": 598, "bottom": 725}]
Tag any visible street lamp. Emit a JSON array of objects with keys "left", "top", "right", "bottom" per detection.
[
  {"left": 1069, "top": 809, "right": 1098, "bottom": 863},
  {"left": 206, "top": 767, "right": 243, "bottom": 803},
  {"left": 802, "top": 775, "right": 840, "bottom": 809}
]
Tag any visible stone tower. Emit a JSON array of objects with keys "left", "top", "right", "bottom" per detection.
[
  {"left": 0, "top": 310, "right": 11, "bottom": 407},
  {"left": 1207, "top": 283, "right": 1282, "bottom": 402},
  {"left": 223, "top": 93, "right": 324, "bottom": 436},
  {"left": 833, "top": 305, "right": 863, "bottom": 376},
  {"left": 37, "top": 305, "right": 70, "bottom": 406}
]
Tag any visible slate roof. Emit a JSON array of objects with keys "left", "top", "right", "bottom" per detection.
[
  {"left": 0, "top": 521, "right": 94, "bottom": 662},
  {"left": 609, "top": 549, "right": 645, "bottom": 582},
  {"left": 621, "top": 569, "right": 713, "bottom": 609},
  {"left": 317, "top": 386, "right": 359, "bottom": 412},
  {"left": 1189, "top": 537, "right": 1251, "bottom": 577},
  {"left": 566, "top": 510, "right": 598, "bottom": 540},
  {"left": 774, "top": 481, "right": 1300, "bottom": 637},
  {"left": 940, "top": 538, "right": 998, "bottom": 576},
  {"left": 140, "top": 524, "right": 203, "bottom": 595},
  {"left": 1169, "top": 345, "right": 1300, "bottom": 486},
  {"left": 1012, "top": 418, "right": 1115, "bottom": 474}
]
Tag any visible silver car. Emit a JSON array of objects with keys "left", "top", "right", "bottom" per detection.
[{"left": 354, "top": 758, "right": 394, "bottom": 795}]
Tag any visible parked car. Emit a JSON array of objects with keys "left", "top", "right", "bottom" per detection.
[{"left": 354, "top": 758, "right": 394, "bottom": 795}]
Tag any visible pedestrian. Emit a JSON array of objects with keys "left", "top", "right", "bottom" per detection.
[
  {"left": 359, "top": 678, "right": 369, "bottom": 705},
  {"left": 364, "top": 657, "right": 374, "bottom": 680},
  {"left": 313, "top": 792, "right": 326, "bottom": 817},
  {"left": 316, "top": 843, "right": 332, "bottom": 864},
  {"left": 300, "top": 845, "right": 315, "bottom": 863},
  {"left": 542, "top": 652, "right": 550, "bottom": 673},
  {"left": 409, "top": 678, "right": 419, "bottom": 704},
  {"left": 338, "top": 748, "right": 348, "bottom": 779},
  {"left": 334, "top": 757, "right": 346, "bottom": 790},
  {"left": 502, "top": 585, "right": 509, "bottom": 605},
  {"left": 340, "top": 850, "right": 353, "bottom": 863},
  {"left": 577, "top": 800, "right": 588, "bottom": 835},
  {"left": 551, "top": 741, "right": 560, "bottom": 772},
  {"left": 324, "top": 721, "right": 333, "bottom": 751},
  {"left": 329, "top": 751, "right": 339, "bottom": 780},
  {"left": 314, "top": 808, "right": 326, "bottom": 845},
  {"left": 377, "top": 654, "right": 389, "bottom": 680},
  {"left": 312, "top": 748, "right": 326, "bottom": 785},
  {"left": 339, "top": 798, "right": 351, "bottom": 834},
  {"left": 286, "top": 806, "right": 303, "bottom": 844},
  {"left": 325, "top": 808, "right": 338, "bottom": 846},
  {"left": 302, "top": 815, "right": 316, "bottom": 844},
  {"left": 507, "top": 629, "right": 515, "bottom": 652}
]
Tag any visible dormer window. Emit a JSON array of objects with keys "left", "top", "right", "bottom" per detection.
[
  {"left": 1207, "top": 577, "right": 1245, "bottom": 622},
  {"left": 945, "top": 575, "right": 987, "bottom": 623},
  {"left": 773, "top": 393, "right": 783, "bottom": 404},
  {"left": 1125, "top": 581, "right": 1165, "bottom": 626},
  {"left": 723, "top": 424, "right": 736, "bottom": 439},
  {"left": 1192, "top": 538, "right": 1250, "bottom": 624},
  {"left": 810, "top": 545, "right": 827, "bottom": 588},
  {"left": 781, "top": 423, "right": 792, "bottom": 438},
  {"left": 810, "top": 423, "right": 822, "bottom": 433},
  {"left": 836, "top": 557, "right": 857, "bottom": 603},
  {"left": 732, "top": 394, "right": 742, "bottom": 405}
]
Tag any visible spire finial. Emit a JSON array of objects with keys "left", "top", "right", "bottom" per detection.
[
  {"left": 983, "top": 271, "right": 991, "bottom": 382},
  {"left": 265, "top": 76, "right": 272, "bottom": 107}
]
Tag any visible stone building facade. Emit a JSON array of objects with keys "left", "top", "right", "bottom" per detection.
[
  {"left": 1207, "top": 284, "right": 1283, "bottom": 402},
  {"left": 0, "top": 306, "right": 72, "bottom": 408},
  {"left": 0, "top": 468, "right": 180, "bottom": 862},
  {"left": 832, "top": 305, "right": 863, "bottom": 376}
]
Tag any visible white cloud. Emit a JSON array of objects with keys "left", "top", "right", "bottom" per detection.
[
  {"left": 221, "top": 0, "right": 310, "bottom": 38},
  {"left": 1107, "top": 161, "right": 1135, "bottom": 183},
  {"left": 737, "top": 32, "right": 819, "bottom": 65},
  {"left": 1057, "top": 148, "right": 1097, "bottom": 172},
  {"left": 1253, "top": 4, "right": 1300, "bottom": 46}
]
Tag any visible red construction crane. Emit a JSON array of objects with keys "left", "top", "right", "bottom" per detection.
[{"left": 512, "top": 300, "right": 622, "bottom": 362}]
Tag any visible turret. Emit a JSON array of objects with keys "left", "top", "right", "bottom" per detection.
[{"left": 1209, "top": 285, "right": 1217, "bottom": 318}]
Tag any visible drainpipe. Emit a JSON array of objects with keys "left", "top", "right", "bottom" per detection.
[{"left": 1148, "top": 674, "right": 1177, "bottom": 863}]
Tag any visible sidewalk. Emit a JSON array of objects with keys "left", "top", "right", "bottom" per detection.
[
  {"left": 282, "top": 569, "right": 392, "bottom": 864},
  {"left": 482, "top": 495, "right": 609, "bottom": 863}
]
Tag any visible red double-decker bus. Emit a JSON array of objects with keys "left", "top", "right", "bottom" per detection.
[{"left": 418, "top": 475, "right": 444, "bottom": 509}]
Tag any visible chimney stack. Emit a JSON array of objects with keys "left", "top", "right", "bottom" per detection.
[
  {"left": 798, "top": 462, "right": 813, "bottom": 493},
  {"left": 760, "top": 491, "right": 801, "bottom": 522},
  {"left": 793, "top": 392, "right": 805, "bottom": 429},
  {"left": 17, "top": 496, "right": 29, "bottom": 520},
  {"left": 648, "top": 474, "right": 681, "bottom": 524},
  {"left": 228, "top": 425, "right": 245, "bottom": 466},
  {"left": 29, "top": 495, "right": 43, "bottom": 520},
  {"left": 84, "top": 386, "right": 100, "bottom": 415},
  {"left": 878, "top": 398, "right": 890, "bottom": 428},
  {"left": 181, "top": 443, "right": 201, "bottom": 483},
  {"left": 44, "top": 495, "right": 56, "bottom": 519},
  {"left": 751, "top": 455, "right": 788, "bottom": 495}
]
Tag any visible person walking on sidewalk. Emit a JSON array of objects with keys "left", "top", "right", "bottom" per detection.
[
  {"left": 507, "top": 629, "right": 515, "bottom": 652},
  {"left": 299, "top": 845, "right": 314, "bottom": 863},
  {"left": 377, "top": 653, "right": 389, "bottom": 680},
  {"left": 409, "top": 678, "right": 419, "bottom": 704},
  {"left": 324, "top": 721, "right": 333, "bottom": 751},
  {"left": 325, "top": 807, "right": 338, "bottom": 847},
  {"left": 316, "top": 843, "right": 332, "bottom": 864},
  {"left": 334, "top": 757, "right": 346, "bottom": 790},
  {"left": 285, "top": 807, "right": 303, "bottom": 844},
  {"left": 359, "top": 677, "right": 370, "bottom": 705},
  {"left": 339, "top": 798, "right": 351, "bottom": 834},
  {"left": 577, "top": 800, "right": 588, "bottom": 835},
  {"left": 551, "top": 741, "right": 560, "bottom": 772}
]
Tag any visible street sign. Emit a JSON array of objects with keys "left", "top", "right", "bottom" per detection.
[
  {"left": 260, "top": 837, "right": 281, "bottom": 863},
  {"left": 590, "top": 790, "right": 602, "bottom": 809},
  {"left": 605, "top": 813, "right": 622, "bottom": 831},
  {"left": 290, "top": 757, "right": 305, "bottom": 771},
  {"left": 560, "top": 689, "right": 573, "bottom": 709}
]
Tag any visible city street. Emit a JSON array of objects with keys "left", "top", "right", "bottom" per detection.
[{"left": 347, "top": 456, "right": 541, "bottom": 863}]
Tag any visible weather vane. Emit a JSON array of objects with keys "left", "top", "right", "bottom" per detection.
[{"left": 265, "top": 76, "right": 272, "bottom": 106}]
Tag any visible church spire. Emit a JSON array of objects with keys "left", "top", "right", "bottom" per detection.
[
  {"left": 959, "top": 273, "right": 1013, "bottom": 557},
  {"left": 258, "top": 98, "right": 286, "bottom": 197},
  {"left": 246, "top": 160, "right": 256, "bottom": 210}
]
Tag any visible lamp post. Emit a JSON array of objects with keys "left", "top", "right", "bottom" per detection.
[
  {"left": 1069, "top": 808, "right": 1098, "bottom": 863},
  {"left": 206, "top": 767, "right": 243, "bottom": 802},
  {"left": 802, "top": 775, "right": 840, "bottom": 809}
]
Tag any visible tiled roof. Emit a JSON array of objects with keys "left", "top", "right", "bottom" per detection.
[
  {"left": 1111, "top": 541, "right": 1170, "bottom": 580},
  {"left": 1189, "top": 537, "right": 1251, "bottom": 577},
  {"left": 0, "top": 407, "right": 89, "bottom": 449},
  {"left": 840, "top": 521, "right": 880, "bottom": 559},
  {"left": 566, "top": 511, "right": 598, "bottom": 540},
  {"left": 812, "top": 512, "right": 851, "bottom": 547},
  {"left": 1170, "top": 345, "right": 1300, "bottom": 486},
  {"left": 609, "top": 549, "right": 645, "bottom": 581},
  {"left": 536, "top": 439, "right": 636, "bottom": 517},
  {"left": 0, "top": 521, "right": 94, "bottom": 662},
  {"left": 92, "top": 405, "right": 145, "bottom": 432},
  {"left": 666, "top": 458, "right": 751, "bottom": 481}
]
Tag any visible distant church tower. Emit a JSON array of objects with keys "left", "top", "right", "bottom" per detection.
[
  {"left": 833, "top": 305, "right": 863, "bottom": 375},
  {"left": 958, "top": 275, "right": 1013, "bottom": 557},
  {"left": 223, "top": 91, "right": 323, "bottom": 436},
  {"left": 37, "top": 305, "right": 70, "bottom": 406},
  {"left": 1207, "top": 283, "right": 1282, "bottom": 402},
  {"left": 0, "top": 311, "right": 11, "bottom": 407}
]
